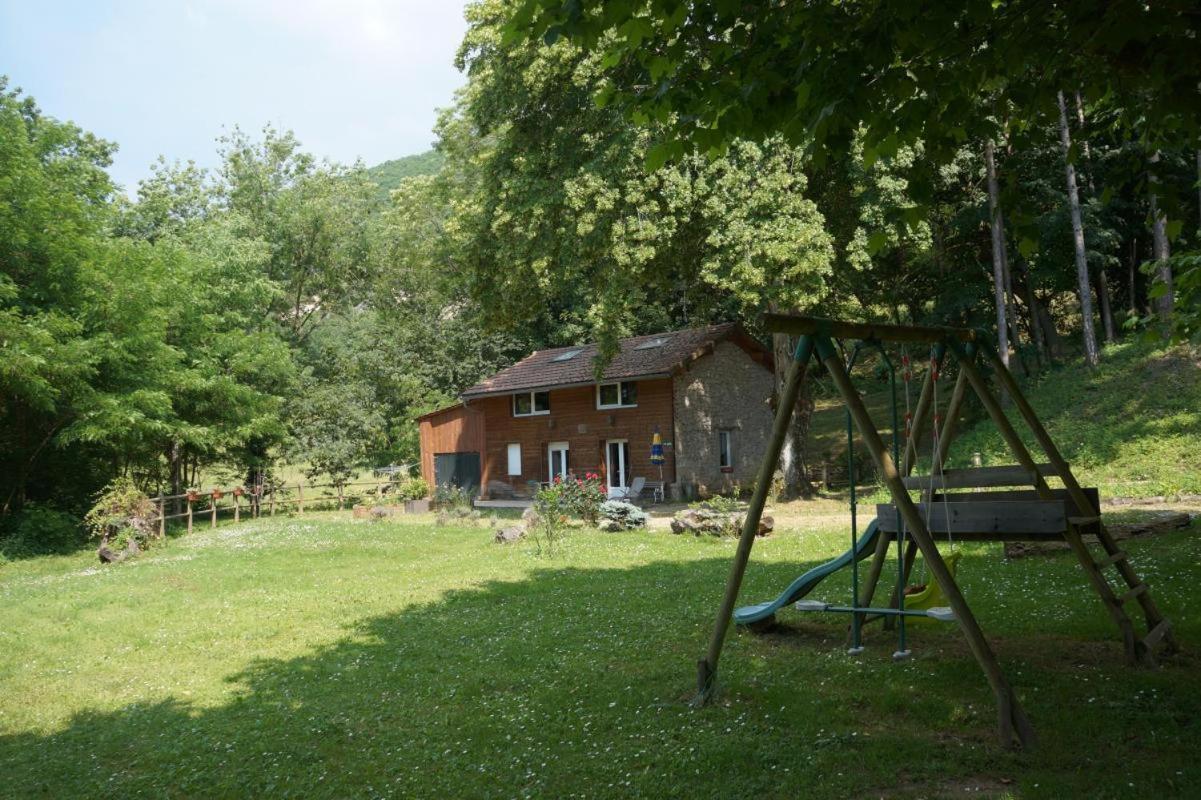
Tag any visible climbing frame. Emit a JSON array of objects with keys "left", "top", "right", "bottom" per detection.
[{"left": 695, "top": 314, "right": 1176, "bottom": 750}]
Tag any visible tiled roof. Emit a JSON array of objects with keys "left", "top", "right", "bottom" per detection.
[{"left": 460, "top": 322, "right": 770, "bottom": 399}]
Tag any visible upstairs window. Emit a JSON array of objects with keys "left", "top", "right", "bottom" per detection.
[
  {"left": 513, "top": 390, "right": 550, "bottom": 417},
  {"left": 719, "top": 430, "right": 733, "bottom": 472},
  {"left": 597, "top": 381, "right": 638, "bottom": 409}
]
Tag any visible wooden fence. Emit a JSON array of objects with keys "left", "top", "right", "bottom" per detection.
[{"left": 154, "top": 479, "right": 398, "bottom": 536}]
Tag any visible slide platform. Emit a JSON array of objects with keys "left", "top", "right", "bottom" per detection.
[{"left": 733, "top": 519, "right": 883, "bottom": 626}]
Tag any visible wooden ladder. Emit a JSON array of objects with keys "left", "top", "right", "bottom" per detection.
[{"left": 1064, "top": 515, "right": 1176, "bottom": 664}]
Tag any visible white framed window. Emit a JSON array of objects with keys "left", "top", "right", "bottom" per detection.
[
  {"left": 506, "top": 443, "right": 522, "bottom": 476},
  {"left": 512, "top": 390, "right": 550, "bottom": 417},
  {"left": 719, "top": 430, "right": 733, "bottom": 472},
  {"left": 596, "top": 381, "right": 638, "bottom": 409}
]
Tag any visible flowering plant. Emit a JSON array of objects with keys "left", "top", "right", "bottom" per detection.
[
  {"left": 544, "top": 472, "right": 605, "bottom": 525},
  {"left": 210, "top": 488, "right": 224, "bottom": 501},
  {"left": 233, "top": 486, "right": 245, "bottom": 497},
  {"left": 186, "top": 490, "right": 200, "bottom": 503}
]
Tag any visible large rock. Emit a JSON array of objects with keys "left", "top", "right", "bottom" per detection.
[
  {"left": 495, "top": 526, "right": 525, "bottom": 544},
  {"left": 670, "top": 508, "right": 773, "bottom": 537}
]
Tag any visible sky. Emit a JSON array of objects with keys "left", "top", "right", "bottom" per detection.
[{"left": 1, "top": 0, "right": 470, "bottom": 193}]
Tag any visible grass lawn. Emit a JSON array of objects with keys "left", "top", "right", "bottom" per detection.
[{"left": 2, "top": 513, "right": 1199, "bottom": 798}]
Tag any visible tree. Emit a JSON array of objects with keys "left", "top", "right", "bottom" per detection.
[
  {"left": 443, "top": 1, "right": 834, "bottom": 495},
  {"left": 1056, "top": 91, "right": 1100, "bottom": 366},
  {"left": 509, "top": 1, "right": 1201, "bottom": 212}
]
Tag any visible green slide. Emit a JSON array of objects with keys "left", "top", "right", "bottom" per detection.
[{"left": 733, "top": 520, "right": 883, "bottom": 625}]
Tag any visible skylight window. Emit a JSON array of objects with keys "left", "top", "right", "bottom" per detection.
[
  {"left": 552, "top": 349, "right": 582, "bottom": 362},
  {"left": 634, "top": 337, "right": 669, "bottom": 350}
]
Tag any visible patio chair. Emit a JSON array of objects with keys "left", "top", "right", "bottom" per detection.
[{"left": 613, "top": 476, "right": 646, "bottom": 502}]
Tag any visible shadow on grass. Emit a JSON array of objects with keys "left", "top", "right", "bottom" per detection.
[{"left": 3, "top": 547, "right": 1198, "bottom": 798}]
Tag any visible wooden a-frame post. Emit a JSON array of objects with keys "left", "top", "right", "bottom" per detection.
[{"left": 696, "top": 335, "right": 814, "bottom": 702}]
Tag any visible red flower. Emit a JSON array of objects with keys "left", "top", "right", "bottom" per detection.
[{"left": 553, "top": 475, "right": 562, "bottom": 484}]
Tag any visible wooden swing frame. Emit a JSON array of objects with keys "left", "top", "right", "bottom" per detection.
[{"left": 695, "top": 314, "right": 1177, "bottom": 749}]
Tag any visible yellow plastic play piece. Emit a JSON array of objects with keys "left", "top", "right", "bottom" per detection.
[{"left": 902, "top": 551, "right": 962, "bottom": 621}]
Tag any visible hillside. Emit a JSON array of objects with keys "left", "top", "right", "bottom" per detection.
[
  {"left": 808, "top": 340, "right": 1201, "bottom": 499},
  {"left": 366, "top": 149, "right": 444, "bottom": 198}
]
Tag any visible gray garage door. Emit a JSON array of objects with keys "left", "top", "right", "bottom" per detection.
[{"left": 433, "top": 452, "right": 481, "bottom": 494}]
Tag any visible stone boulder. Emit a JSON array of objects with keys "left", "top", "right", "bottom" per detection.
[
  {"left": 495, "top": 526, "right": 525, "bottom": 544},
  {"left": 97, "top": 537, "right": 141, "bottom": 564},
  {"left": 670, "top": 508, "right": 774, "bottom": 537}
]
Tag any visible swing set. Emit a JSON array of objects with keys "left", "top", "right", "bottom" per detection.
[{"left": 696, "top": 315, "right": 1177, "bottom": 749}]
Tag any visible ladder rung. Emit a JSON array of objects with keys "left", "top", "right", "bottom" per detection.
[
  {"left": 1118, "top": 584, "right": 1148, "bottom": 605},
  {"left": 1096, "top": 550, "right": 1128, "bottom": 569},
  {"left": 1143, "top": 619, "right": 1172, "bottom": 650},
  {"left": 1069, "top": 515, "right": 1101, "bottom": 526}
]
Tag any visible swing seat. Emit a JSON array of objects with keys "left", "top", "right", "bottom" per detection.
[{"left": 902, "top": 551, "right": 962, "bottom": 620}]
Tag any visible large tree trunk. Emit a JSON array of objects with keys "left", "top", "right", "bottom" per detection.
[
  {"left": 772, "top": 331, "right": 815, "bottom": 500},
  {"left": 1073, "top": 92, "right": 1116, "bottom": 343},
  {"left": 1056, "top": 90, "right": 1100, "bottom": 367},
  {"left": 984, "top": 140, "right": 1011, "bottom": 367},
  {"left": 1014, "top": 258, "right": 1047, "bottom": 367},
  {"left": 1149, "top": 152, "right": 1174, "bottom": 324},
  {"left": 1035, "top": 295, "right": 1065, "bottom": 361}
]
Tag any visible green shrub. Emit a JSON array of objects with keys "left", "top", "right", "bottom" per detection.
[
  {"left": 1, "top": 507, "right": 85, "bottom": 560},
  {"left": 599, "top": 500, "right": 648, "bottom": 530},
  {"left": 541, "top": 473, "right": 605, "bottom": 525},
  {"left": 396, "top": 477, "right": 430, "bottom": 501},
  {"left": 689, "top": 495, "right": 744, "bottom": 514},
  {"left": 84, "top": 478, "right": 156, "bottom": 549},
  {"left": 432, "top": 484, "right": 473, "bottom": 510}
]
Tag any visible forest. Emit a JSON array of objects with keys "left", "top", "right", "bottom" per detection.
[{"left": 2, "top": 0, "right": 1199, "bottom": 548}]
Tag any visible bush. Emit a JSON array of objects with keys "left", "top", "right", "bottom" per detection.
[
  {"left": 84, "top": 478, "right": 156, "bottom": 550},
  {"left": 541, "top": 473, "right": 605, "bottom": 525},
  {"left": 598, "top": 500, "right": 648, "bottom": 531},
  {"left": 689, "top": 495, "right": 744, "bottom": 514},
  {"left": 432, "top": 484, "right": 472, "bottom": 510},
  {"left": 396, "top": 477, "right": 430, "bottom": 501},
  {"left": 1, "top": 506, "right": 85, "bottom": 558}
]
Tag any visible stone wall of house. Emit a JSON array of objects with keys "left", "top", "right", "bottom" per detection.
[{"left": 672, "top": 340, "right": 774, "bottom": 496}]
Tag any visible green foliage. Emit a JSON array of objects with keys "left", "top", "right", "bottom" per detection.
[
  {"left": 539, "top": 473, "right": 605, "bottom": 525},
  {"left": 395, "top": 477, "right": 430, "bottom": 502},
  {"left": 1147, "top": 252, "right": 1201, "bottom": 344},
  {"left": 366, "top": 150, "right": 445, "bottom": 199},
  {"left": 0, "top": 506, "right": 84, "bottom": 561},
  {"left": 598, "top": 499, "right": 647, "bottom": 530},
  {"left": 507, "top": 1, "right": 1201, "bottom": 212},
  {"left": 432, "top": 484, "right": 473, "bottom": 511},
  {"left": 689, "top": 495, "right": 744, "bottom": 515},
  {"left": 83, "top": 478, "right": 155, "bottom": 547}
]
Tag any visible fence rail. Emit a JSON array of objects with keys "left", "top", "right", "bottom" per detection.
[{"left": 152, "top": 479, "right": 399, "bottom": 537}]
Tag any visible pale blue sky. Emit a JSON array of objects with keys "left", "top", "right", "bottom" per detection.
[{"left": 1, "top": 1, "right": 470, "bottom": 192}]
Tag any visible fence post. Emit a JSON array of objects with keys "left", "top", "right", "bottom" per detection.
[
  {"left": 211, "top": 494, "right": 217, "bottom": 529},
  {"left": 187, "top": 497, "right": 193, "bottom": 535},
  {"left": 338, "top": 484, "right": 344, "bottom": 510},
  {"left": 157, "top": 493, "right": 165, "bottom": 539},
  {"left": 269, "top": 488, "right": 276, "bottom": 516},
  {"left": 234, "top": 493, "right": 241, "bottom": 524},
  {"left": 298, "top": 481, "right": 305, "bottom": 515}
]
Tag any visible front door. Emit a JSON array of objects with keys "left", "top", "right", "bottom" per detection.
[
  {"left": 548, "top": 442, "right": 570, "bottom": 483},
  {"left": 605, "top": 439, "right": 630, "bottom": 498}
]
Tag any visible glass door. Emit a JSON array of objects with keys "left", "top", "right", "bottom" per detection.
[
  {"left": 605, "top": 439, "right": 630, "bottom": 497},
  {"left": 548, "top": 442, "right": 570, "bottom": 483}
]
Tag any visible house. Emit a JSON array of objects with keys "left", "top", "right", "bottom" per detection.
[{"left": 417, "top": 323, "right": 776, "bottom": 501}]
